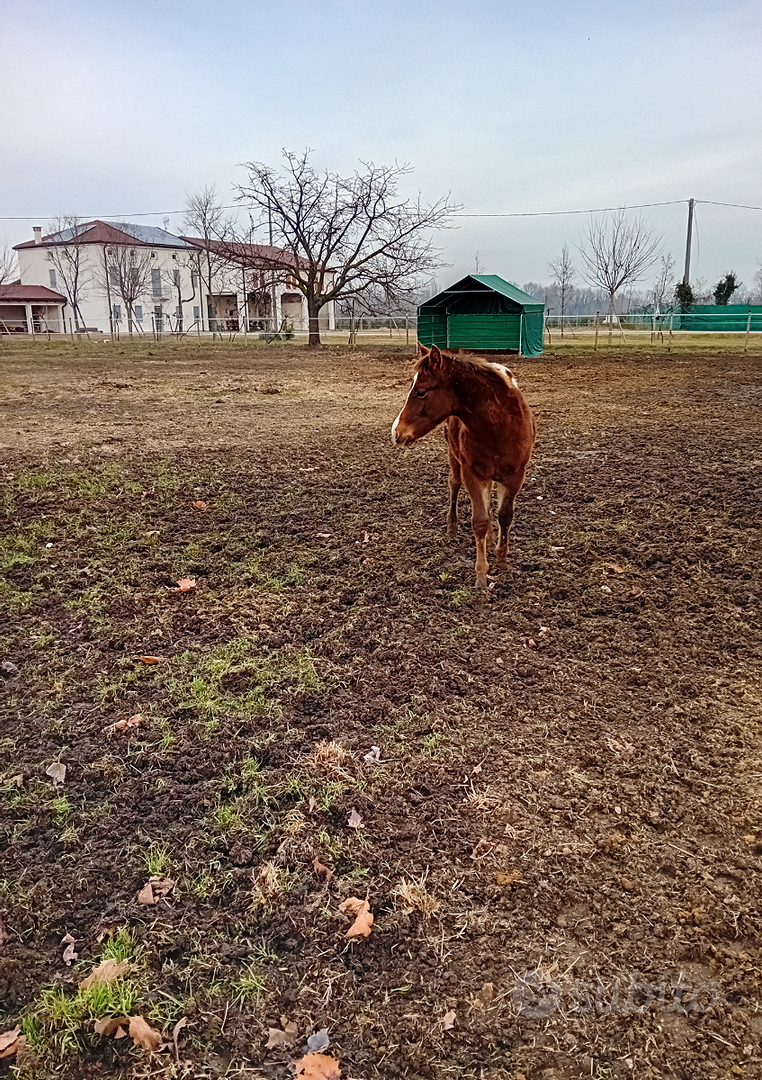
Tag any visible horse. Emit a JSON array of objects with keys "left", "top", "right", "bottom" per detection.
[{"left": 392, "top": 344, "right": 536, "bottom": 589}]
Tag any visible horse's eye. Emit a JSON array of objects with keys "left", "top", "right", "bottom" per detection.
[{"left": 415, "top": 389, "right": 427, "bottom": 398}]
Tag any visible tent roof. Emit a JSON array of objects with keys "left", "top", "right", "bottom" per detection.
[{"left": 420, "top": 275, "right": 544, "bottom": 311}]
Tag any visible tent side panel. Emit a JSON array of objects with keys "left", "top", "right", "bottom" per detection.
[
  {"left": 417, "top": 309, "right": 447, "bottom": 346},
  {"left": 446, "top": 314, "right": 521, "bottom": 350},
  {"left": 521, "top": 310, "right": 544, "bottom": 356}
]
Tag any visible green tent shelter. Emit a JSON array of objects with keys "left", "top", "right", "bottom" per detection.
[{"left": 417, "top": 275, "right": 544, "bottom": 357}]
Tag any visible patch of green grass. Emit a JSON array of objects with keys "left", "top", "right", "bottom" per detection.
[
  {"left": 451, "top": 587, "right": 471, "bottom": 607},
  {"left": 141, "top": 842, "right": 171, "bottom": 877},
  {"left": 169, "top": 636, "right": 325, "bottom": 723},
  {"left": 211, "top": 801, "right": 243, "bottom": 831},
  {"left": 422, "top": 731, "right": 446, "bottom": 758},
  {"left": 231, "top": 963, "right": 267, "bottom": 1005},
  {"left": 51, "top": 796, "right": 72, "bottom": 826}
]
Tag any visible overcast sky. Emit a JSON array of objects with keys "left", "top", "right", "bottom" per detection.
[{"left": 2, "top": 0, "right": 761, "bottom": 294}]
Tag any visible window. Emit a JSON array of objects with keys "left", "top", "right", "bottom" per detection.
[
  {"left": 193, "top": 306, "right": 200, "bottom": 321},
  {"left": 173, "top": 269, "right": 180, "bottom": 287},
  {"left": 135, "top": 305, "right": 143, "bottom": 321},
  {"left": 109, "top": 266, "right": 119, "bottom": 286},
  {"left": 151, "top": 268, "right": 162, "bottom": 296},
  {"left": 150, "top": 251, "right": 157, "bottom": 259},
  {"left": 172, "top": 253, "right": 177, "bottom": 260},
  {"left": 175, "top": 305, "right": 182, "bottom": 320},
  {"left": 49, "top": 268, "right": 57, "bottom": 288},
  {"left": 191, "top": 271, "right": 199, "bottom": 290},
  {"left": 112, "top": 305, "right": 122, "bottom": 322},
  {"left": 154, "top": 306, "right": 163, "bottom": 331}
]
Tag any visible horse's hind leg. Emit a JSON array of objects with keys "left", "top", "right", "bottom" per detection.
[
  {"left": 447, "top": 446, "right": 462, "bottom": 539},
  {"left": 495, "top": 470, "right": 525, "bottom": 569},
  {"left": 463, "top": 470, "right": 491, "bottom": 589}
]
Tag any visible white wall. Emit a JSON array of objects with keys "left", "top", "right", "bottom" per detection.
[{"left": 17, "top": 234, "right": 335, "bottom": 335}]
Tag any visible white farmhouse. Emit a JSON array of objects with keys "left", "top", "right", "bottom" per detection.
[{"left": 12, "top": 221, "right": 334, "bottom": 336}]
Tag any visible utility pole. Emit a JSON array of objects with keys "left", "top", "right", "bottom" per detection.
[{"left": 683, "top": 198, "right": 695, "bottom": 285}]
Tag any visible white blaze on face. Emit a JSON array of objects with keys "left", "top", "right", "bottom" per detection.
[{"left": 391, "top": 372, "right": 418, "bottom": 445}]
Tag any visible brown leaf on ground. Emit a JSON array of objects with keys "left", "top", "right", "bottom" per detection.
[
  {"left": 313, "top": 858, "right": 333, "bottom": 882},
  {"left": 266, "top": 1021, "right": 298, "bottom": 1048},
  {"left": 137, "top": 876, "right": 175, "bottom": 905},
  {"left": 495, "top": 870, "right": 521, "bottom": 887},
  {"left": 339, "top": 896, "right": 373, "bottom": 938},
  {"left": 139, "top": 655, "right": 166, "bottom": 665},
  {"left": 0, "top": 918, "right": 10, "bottom": 946},
  {"left": 172, "top": 1016, "right": 188, "bottom": 1059},
  {"left": 470, "top": 837, "right": 494, "bottom": 860},
  {"left": 192, "top": 501, "right": 208, "bottom": 510},
  {"left": 608, "top": 562, "right": 625, "bottom": 573},
  {"left": 442, "top": 1010, "right": 457, "bottom": 1030},
  {"left": 129, "top": 1015, "right": 163, "bottom": 1051},
  {"left": 4, "top": 773, "right": 23, "bottom": 788},
  {"left": 109, "top": 714, "right": 144, "bottom": 735},
  {"left": 79, "top": 958, "right": 130, "bottom": 989},
  {"left": 170, "top": 578, "right": 196, "bottom": 592},
  {"left": 293, "top": 1052, "right": 341, "bottom": 1079},
  {"left": 61, "top": 933, "right": 78, "bottom": 966},
  {"left": 46, "top": 761, "right": 66, "bottom": 785},
  {"left": 0, "top": 1028, "right": 24, "bottom": 1060},
  {"left": 625, "top": 586, "right": 644, "bottom": 600},
  {"left": 94, "top": 1015, "right": 132, "bottom": 1037},
  {"left": 347, "top": 809, "right": 363, "bottom": 829}
]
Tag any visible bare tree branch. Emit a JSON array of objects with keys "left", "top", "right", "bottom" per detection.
[
  {"left": 235, "top": 150, "right": 460, "bottom": 345},
  {"left": 578, "top": 210, "right": 662, "bottom": 327},
  {"left": 0, "top": 242, "right": 18, "bottom": 286},
  {"left": 45, "top": 216, "right": 92, "bottom": 329},
  {"left": 184, "top": 188, "right": 238, "bottom": 336},
  {"left": 548, "top": 244, "right": 576, "bottom": 334},
  {"left": 96, "top": 236, "right": 154, "bottom": 335}
]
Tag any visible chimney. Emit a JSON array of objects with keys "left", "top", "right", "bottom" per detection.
[{"left": 33, "top": 227, "right": 42, "bottom": 245}]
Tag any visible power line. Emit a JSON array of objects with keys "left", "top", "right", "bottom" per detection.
[{"left": 2, "top": 197, "right": 762, "bottom": 223}]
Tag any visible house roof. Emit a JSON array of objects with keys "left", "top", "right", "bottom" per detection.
[
  {"left": 15, "top": 221, "right": 194, "bottom": 250},
  {"left": 181, "top": 235, "right": 305, "bottom": 268},
  {"left": 420, "top": 275, "right": 544, "bottom": 312},
  {"left": 0, "top": 284, "right": 67, "bottom": 302}
]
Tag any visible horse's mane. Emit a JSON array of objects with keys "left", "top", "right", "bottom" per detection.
[{"left": 414, "top": 349, "right": 519, "bottom": 390}]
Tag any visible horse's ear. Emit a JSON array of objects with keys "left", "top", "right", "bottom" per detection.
[
  {"left": 429, "top": 344, "right": 444, "bottom": 368},
  {"left": 418, "top": 344, "right": 430, "bottom": 357}
]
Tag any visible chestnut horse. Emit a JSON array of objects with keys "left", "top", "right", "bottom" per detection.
[{"left": 392, "top": 345, "right": 536, "bottom": 588}]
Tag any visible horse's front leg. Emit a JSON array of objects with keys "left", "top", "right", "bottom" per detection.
[
  {"left": 495, "top": 472, "right": 524, "bottom": 568},
  {"left": 463, "top": 472, "right": 491, "bottom": 589}
]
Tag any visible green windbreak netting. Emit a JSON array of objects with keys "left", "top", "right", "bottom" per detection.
[{"left": 679, "top": 305, "right": 762, "bottom": 332}]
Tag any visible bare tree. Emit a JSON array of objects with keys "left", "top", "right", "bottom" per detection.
[
  {"left": 473, "top": 252, "right": 484, "bottom": 275},
  {"left": 651, "top": 252, "right": 675, "bottom": 310},
  {"left": 753, "top": 261, "right": 762, "bottom": 303},
  {"left": 45, "top": 216, "right": 92, "bottom": 329},
  {"left": 184, "top": 188, "right": 236, "bottom": 337},
  {"left": 236, "top": 150, "right": 458, "bottom": 346},
  {"left": 98, "top": 241, "right": 154, "bottom": 335},
  {"left": 578, "top": 210, "right": 661, "bottom": 336},
  {"left": 548, "top": 244, "right": 576, "bottom": 335},
  {"left": 0, "top": 241, "right": 18, "bottom": 285}
]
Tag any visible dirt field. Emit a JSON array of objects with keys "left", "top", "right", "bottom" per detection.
[{"left": 1, "top": 338, "right": 761, "bottom": 1080}]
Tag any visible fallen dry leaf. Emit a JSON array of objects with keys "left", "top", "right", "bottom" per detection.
[
  {"left": 313, "top": 858, "right": 333, "bottom": 883},
  {"left": 494, "top": 870, "right": 521, "bottom": 887},
  {"left": 307, "top": 1029, "right": 330, "bottom": 1053},
  {"left": 137, "top": 876, "right": 175, "bottom": 905},
  {"left": 442, "top": 1009, "right": 457, "bottom": 1030},
  {"left": 46, "top": 761, "right": 66, "bottom": 785},
  {"left": 192, "top": 500, "right": 208, "bottom": 510},
  {"left": 61, "top": 933, "right": 78, "bottom": 966},
  {"left": 347, "top": 809, "right": 363, "bottom": 830},
  {"left": 0, "top": 1028, "right": 24, "bottom": 1060},
  {"left": 608, "top": 562, "right": 625, "bottom": 573},
  {"left": 3, "top": 773, "right": 23, "bottom": 788},
  {"left": 109, "top": 714, "right": 144, "bottom": 735},
  {"left": 293, "top": 1052, "right": 341, "bottom": 1079},
  {"left": 172, "top": 1016, "right": 188, "bottom": 1060},
  {"left": 80, "top": 958, "right": 130, "bottom": 990},
  {"left": 308, "top": 796, "right": 316, "bottom": 813},
  {"left": 339, "top": 896, "right": 373, "bottom": 939},
  {"left": 169, "top": 578, "right": 196, "bottom": 593},
  {"left": 470, "top": 838, "right": 494, "bottom": 861},
  {"left": 266, "top": 1021, "right": 298, "bottom": 1049},
  {"left": 363, "top": 745, "right": 381, "bottom": 764},
  {"left": 626, "top": 586, "right": 645, "bottom": 600},
  {"left": 0, "top": 918, "right": 10, "bottom": 946},
  {"left": 139, "top": 655, "right": 165, "bottom": 665},
  {"left": 129, "top": 1015, "right": 163, "bottom": 1051},
  {"left": 94, "top": 1015, "right": 132, "bottom": 1037}
]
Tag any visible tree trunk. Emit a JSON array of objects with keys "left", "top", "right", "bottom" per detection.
[
  {"left": 307, "top": 296, "right": 321, "bottom": 347},
  {"left": 608, "top": 293, "right": 615, "bottom": 344}
]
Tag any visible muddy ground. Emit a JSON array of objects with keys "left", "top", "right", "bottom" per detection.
[{"left": 1, "top": 338, "right": 761, "bottom": 1080}]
